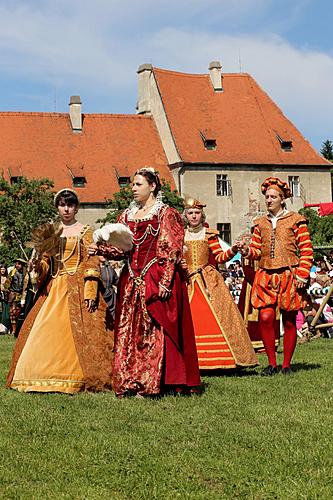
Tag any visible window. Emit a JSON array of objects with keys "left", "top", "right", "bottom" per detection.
[
  {"left": 200, "top": 130, "right": 217, "bottom": 150},
  {"left": 217, "top": 223, "right": 231, "bottom": 245},
  {"left": 204, "top": 138, "right": 217, "bottom": 150},
  {"left": 288, "top": 176, "right": 300, "bottom": 197},
  {"left": 216, "top": 174, "right": 231, "bottom": 196},
  {"left": 118, "top": 176, "right": 130, "bottom": 188},
  {"left": 72, "top": 176, "right": 86, "bottom": 188},
  {"left": 275, "top": 132, "right": 293, "bottom": 152}
]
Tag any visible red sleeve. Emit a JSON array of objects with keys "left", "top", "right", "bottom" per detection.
[
  {"left": 294, "top": 221, "right": 313, "bottom": 282},
  {"left": 208, "top": 235, "right": 235, "bottom": 264},
  {"left": 247, "top": 225, "right": 262, "bottom": 260},
  {"left": 157, "top": 207, "right": 184, "bottom": 289}
]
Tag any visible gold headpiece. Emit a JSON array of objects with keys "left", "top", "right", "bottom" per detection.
[
  {"left": 261, "top": 177, "right": 291, "bottom": 199},
  {"left": 54, "top": 188, "right": 79, "bottom": 205},
  {"left": 184, "top": 197, "right": 206, "bottom": 209}
]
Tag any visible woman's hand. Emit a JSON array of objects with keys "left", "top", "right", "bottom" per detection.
[
  {"left": 85, "top": 299, "right": 97, "bottom": 312},
  {"left": 158, "top": 283, "right": 171, "bottom": 301},
  {"left": 88, "top": 243, "right": 98, "bottom": 256}
]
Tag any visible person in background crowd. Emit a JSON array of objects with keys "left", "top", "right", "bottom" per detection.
[
  {"left": 0, "top": 264, "right": 10, "bottom": 334},
  {"left": 99, "top": 256, "right": 118, "bottom": 325},
  {"left": 241, "top": 177, "right": 313, "bottom": 375},
  {"left": 94, "top": 168, "right": 201, "bottom": 397},
  {"left": 7, "top": 188, "right": 114, "bottom": 394},
  {"left": 233, "top": 260, "right": 244, "bottom": 279},
  {"left": 7, "top": 259, "right": 26, "bottom": 336},
  {"left": 182, "top": 198, "right": 258, "bottom": 371}
]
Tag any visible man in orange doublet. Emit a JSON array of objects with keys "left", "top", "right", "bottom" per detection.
[{"left": 244, "top": 177, "right": 313, "bottom": 375}]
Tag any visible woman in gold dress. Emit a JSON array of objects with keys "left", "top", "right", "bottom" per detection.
[
  {"left": 183, "top": 198, "right": 258, "bottom": 370},
  {"left": 7, "top": 189, "right": 114, "bottom": 393}
]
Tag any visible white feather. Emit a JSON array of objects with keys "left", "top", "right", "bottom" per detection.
[{"left": 93, "top": 223, "right": 133, "bottom": 251}]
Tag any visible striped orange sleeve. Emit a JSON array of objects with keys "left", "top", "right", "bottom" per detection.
[
  {"left": 294, "top": 221, "right": 313, "bottom": 282},
  {"left": 247, "top": 225, "right": 262, "bottom": 260},
  {"left": 208, "top": 235, "right": 235, "bottom": 263}
]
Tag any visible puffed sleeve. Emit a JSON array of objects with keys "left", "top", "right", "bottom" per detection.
[
  {"left": 208, "top": 234, "right": 236, "bottom": 264},
  {"left": 246, "top": 224, "right": 262, "bottom": 260},
  {"left": 82, "top": 228, "right": 101, "bottom": 301},
  {"left": 294, "top": 219, "right": 313, "bottom": 282},
  {"left": 157, "top": 206, "right": 184, "bottom": 290}
]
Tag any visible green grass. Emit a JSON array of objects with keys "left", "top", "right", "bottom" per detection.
[{"left": 0, "top": 336, "right": 332, "bottom": 499}]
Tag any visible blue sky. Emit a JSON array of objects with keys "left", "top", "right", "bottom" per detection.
[{"left": 0, "top": 0, "right": 332, "bottom": 150}]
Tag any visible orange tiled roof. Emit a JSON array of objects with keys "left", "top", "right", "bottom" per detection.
[
  {"left": 153, "top": 68, "right": 329, "bottom": 166},
  {"left": 0, "top": 112, "right": 173, "bottom": 203}
]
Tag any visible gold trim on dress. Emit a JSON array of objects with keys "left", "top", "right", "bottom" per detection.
[{"left": 84, "top": 268, "right": 101, "bottom": 278}]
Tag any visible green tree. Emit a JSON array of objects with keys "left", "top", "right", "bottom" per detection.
[
  {"left": 300, "top": 208, "right": 333, "bottom": 249},
  {"left": 0, "top": 177, "right": 57, "bottom": 264},
  {"left": 320, "top": 139, "right": 333, "bottom": 161},
  {"left": 99, "top": 179, "right": 184, "bottom": 223}
]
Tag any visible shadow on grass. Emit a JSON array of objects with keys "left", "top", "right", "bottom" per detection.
[
  {"left": 290, "top": 362, "right": 321, "bottom": 373},
  {"left": 200, "top": 368, "right": 259, "bottom": 378}
]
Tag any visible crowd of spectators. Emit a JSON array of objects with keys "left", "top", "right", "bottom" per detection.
[{"left": 221, "top": 253, "right": 333, "bottom": 340}]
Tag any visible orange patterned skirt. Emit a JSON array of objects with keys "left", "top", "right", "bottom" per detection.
[
  {"left": 190, "top": 282, "right": 236, "bottom": 369},
  {"left": 251, "top": 268, "right": 306, "bottom": 311}
]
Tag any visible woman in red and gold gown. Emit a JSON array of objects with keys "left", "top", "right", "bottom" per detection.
[
  {"left": 97, "top": 168, "right": 200, "bottom": 397},
  {"left": 7, "top": 189, "right": 114, "bottom": 393},
  {"left": 183, "top": 199, "right": 258, "bottom": 370}
]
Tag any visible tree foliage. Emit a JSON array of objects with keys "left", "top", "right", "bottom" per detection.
[
  {"left": 0, "top": 177, "right": 57, "bottom": 265},
  {"left": 300, "top": 208, "right": 333, "bottom": 250},
  {"left": 99, "top": 179, "right": 185, "bottom": 223},
  {"left": 320, "top": 139, "right": 333, "bottom": 161}
]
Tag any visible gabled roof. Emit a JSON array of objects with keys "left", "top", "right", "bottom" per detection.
[
  {"left": 0, "top": 112, "right": 172, "bottom": 203},
  {"left": 153, "top": 68, "right": 330, "bottom": 166}
]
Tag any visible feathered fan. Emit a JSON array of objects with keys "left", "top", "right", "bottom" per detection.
[
  {"left": 93, "top": 223, "right": 133, "bottom": 252},
  {"left": 26, "top": 221, "right": 63, "bottom": 257}
]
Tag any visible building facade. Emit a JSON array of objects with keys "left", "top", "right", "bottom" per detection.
[{"left": 136, "top": 62, "right": 332, "bottom": 242}]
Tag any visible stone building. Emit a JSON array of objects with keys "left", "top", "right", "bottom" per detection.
[
  {"left": 136, "top": 62, "right": 331, "bottom": 242},
  {"left": 0, "top": 62, "right": 331, "bottom": 237}
]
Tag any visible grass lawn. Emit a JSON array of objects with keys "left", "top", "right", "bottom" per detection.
[{"left": 0, "top": 335, "right": 332, "bottom": 499}]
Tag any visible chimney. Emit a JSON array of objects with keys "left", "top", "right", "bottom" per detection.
[
  {"left": 69, "top": 95, "right": 82, "bottom": 132},
  {"left": 137, "top": 64, "right": 153, "bottom": 114},
  {"left": 208, "top": 61, "right": 223, "bottom": 91}
]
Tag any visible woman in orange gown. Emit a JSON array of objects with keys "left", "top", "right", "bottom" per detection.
[
  {"left": 7, "top": 189, "right": 114, "bottom": 393},
  {"left": 183, "top": 198, "right": 258, "bottom": 370}
]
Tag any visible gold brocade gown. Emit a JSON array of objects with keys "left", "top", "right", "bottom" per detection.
[
  {"left": 185, "top": 230, "right": 258, "bottom": 370},
  {"left": 7, "top": 227, "right": 114, "bottom": 393}
]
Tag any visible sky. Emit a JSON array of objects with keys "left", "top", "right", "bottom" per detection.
[{"left": 0, "top": 0, "right": 332, "bottom": 151}]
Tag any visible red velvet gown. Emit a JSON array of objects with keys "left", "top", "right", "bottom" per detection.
[{"left": 109, "top": 204, "right": 200, "bottom": 397}]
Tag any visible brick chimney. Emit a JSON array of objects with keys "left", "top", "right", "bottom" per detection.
[
  {"left": 137, "top": 64, "right": 153, "bottom": 114},
  {"left": 69, "top": 95, "right": 82, "bottom": 132},
  {"left": 208, "top": 61, "right": 223, "bottom": 91}
]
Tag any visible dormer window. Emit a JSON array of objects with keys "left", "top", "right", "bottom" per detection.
[
  {"left": 73, "top": 176, "right": 86, "bottom": 188},
  {"left": 200, "top": 129, "right": 217, "bottom": 150},
  {"left": 204, "top": 139, "right": 217, "bottom": 150},
  {"left": 275, "top": 132, "right": 293, "bottom": 152},
  {"left": 118, "top": 176, "right": 130, "bottom": 188}
]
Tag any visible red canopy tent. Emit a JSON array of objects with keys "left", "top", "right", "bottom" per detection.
[{"left": 304, "top": 203, "right": 333, "bottom": 216}]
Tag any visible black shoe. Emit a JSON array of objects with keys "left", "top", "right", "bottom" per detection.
[
  {"left": 262, "top": 365, "right": 278, "bottom": 376},
  {"left": 281, "top": 367, "right": 292, "bottom": 375}
]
